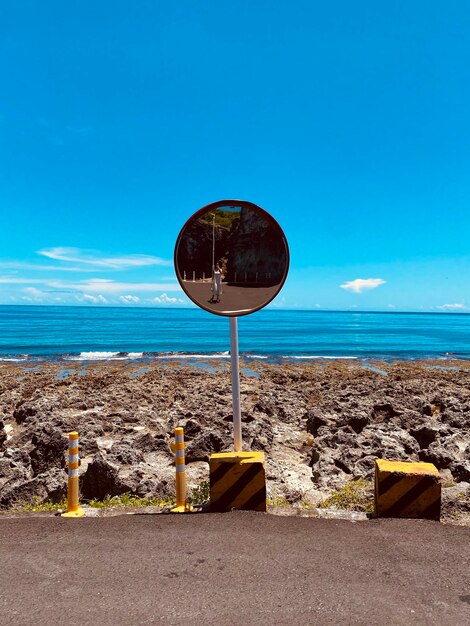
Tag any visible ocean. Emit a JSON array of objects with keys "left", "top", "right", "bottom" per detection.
[{"left": 0, "top": 305, "right": 469, "bottom": 362}]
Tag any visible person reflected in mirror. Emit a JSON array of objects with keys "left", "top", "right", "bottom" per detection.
[{"left": 210, "top": 263, "right": 223, "bottom": 303}]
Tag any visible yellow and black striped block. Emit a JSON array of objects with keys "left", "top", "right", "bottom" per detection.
[
  {"left": 210, "top": 451, "right": 266, "bottom": 512},
  {"left": 375, "top": 459, "right": 441, "bottom": 520}
]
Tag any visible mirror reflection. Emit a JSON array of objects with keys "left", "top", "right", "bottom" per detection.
[{"left": 174, "top": 201, "right": 289, "bottom": 316}]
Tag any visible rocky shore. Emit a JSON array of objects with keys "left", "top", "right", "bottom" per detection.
[{"left": 1, "top": 358, "right": 469, "bottom": 523}]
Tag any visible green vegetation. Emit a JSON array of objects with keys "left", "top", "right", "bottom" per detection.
[
  {"left": 10, "top": 479, "right": 381, "bottom": 515},
  {"left": 187, "top": 480, "right": 210, "bottom": 506},
  {"left": 87, "top": 493, "right": 175, "bottom": 509},
  {"left": 12, "top": 496, "right": 68, "bottom": 512},
  {"left": 201, "top": 209, "right": 239, "bottom": 231},
  {"left": 10, "top": 493, "right": 175, "bottom": 512},
  {"left": 267, "top": 495, "right": 291, "bottom": 507},
  {"left": 318, "top": 479, "right": 374, "bottom": 513},
  {"left": 10, "top": 484, "right": 213, "bottom": 513},
  {"left": 9, "top": 480, "right": 214, "bottom": 512},
  {"left": 441, "top": 477, "right": 456, "bottom": 488}
]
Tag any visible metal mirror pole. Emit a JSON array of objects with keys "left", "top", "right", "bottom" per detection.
[{"left": 230, "top": 316, "right": 242, "bottom": 452}]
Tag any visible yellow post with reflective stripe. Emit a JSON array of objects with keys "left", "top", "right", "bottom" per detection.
[
  {"left": 61, "top": 431, "right": 85, "bottom": 518},
  {"left": 171, "top": 427, "right": 193, "bottom": 513}
]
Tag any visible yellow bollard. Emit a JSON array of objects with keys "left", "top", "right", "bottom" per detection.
[
  {"left": 61, "top": 432, "right": 85, "bottom": 518},
  {"left": 171, "top": 427, "right": 193, "bottom": 513}
]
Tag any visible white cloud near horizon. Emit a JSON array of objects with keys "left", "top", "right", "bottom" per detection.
[
  {"left": 437, "top": 303, "right": 467, "bottom": 311},
  {"left": 120, "top": 295, "right": 140, "bottom": 304},
  {"left": 153, "top": 293, "right": 185, "bottom": 305},
  {"left": 0, "top": 276, "right": 181, "bottom": 293},
  {"left": 340, "top": 278, "right": 386, "bottom": 294},
  {"left": 83, "top": 293, "right": 107, "bottom": 304},
  {"left": 22, "top": 287, "right": 43, "bottom": 297},
  {"left": 38, "top": 247, "right": 171, "bottom": 269},
  {"left": 63, "top": 279, "right": 181, "bottom": 293},
  {"left": 21, "top": 287, "right": 44, "bottom": 302}
]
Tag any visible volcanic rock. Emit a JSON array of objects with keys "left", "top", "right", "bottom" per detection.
[
  {"left": 0, "top": 358, "right": 469, "bottom": 522},
  {"left": 185, "top": 431, "right": 229, "bottom": 463},
  {"left": 0, "top": 467, "right": 66, "bottom": 508},
  {"left": 29, "top": 426, "right": 67, "bottom": 476},
  {"left": 81, "top": 454, "right": 124, "bottom": 501}
]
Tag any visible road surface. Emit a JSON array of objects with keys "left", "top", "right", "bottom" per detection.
[
  {"left": 0, "top": 512, "right": 469, "bottom": 625},
  {"left": 182, "top": 281, "right": 280, "bottom": 315}
]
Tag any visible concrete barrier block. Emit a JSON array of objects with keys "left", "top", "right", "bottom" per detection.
[
  {"left": 210, "top": 451, "right": 266, "bottom": 512},
  {"left": 375, "top": 459, "right": 441, "bottom": 520}
]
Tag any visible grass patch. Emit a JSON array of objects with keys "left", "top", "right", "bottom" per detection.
[
  {"left": 11, "top": 493, "right": 175, "bottom": 512},
  {"left": 187, "top": 480, "right": 210, "bottom": 506},
  {"left": 441, "top": 478, "right": 456, "bottom": 488},
  {"left": 267, "top": 496, "right": 291, "bottom": 507},
  {"left": 455, "top": 491, "right": 470, "bottom": 503},
  {"left": 318, "top": 479, "right": 374, "bottom": 513},
  {"left": 87, "top": 493, "right": 175, "bottom": 509},
  {"left": 13, "top": 496, "right": 68, "bottom": 512}
]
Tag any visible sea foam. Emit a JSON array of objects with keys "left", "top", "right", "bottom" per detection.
[{"left": 66, "top": 352, "right": 144, "bottom": 361}]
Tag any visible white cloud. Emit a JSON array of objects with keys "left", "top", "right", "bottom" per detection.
[
  {"left": 270, "top": 296, "right": 289, "bottom": 309},
  {"left": 0, "top": 262, "right": 97, "bottom": 272},
  {"left": 83, "top": 293, "right": 107, "bottom": 304},
  {"left": 62, "top": 279, "right": 181, "bottom": 294},
  {"left": 153, "top": 293, "right": 184, "bottom": 305},
  {"left": 21, "top": 287, "right": 44, "bottom": 301},
  {"left": 38, "top": 247, "right": 171, "bottom": 269},
  {"left": 0, "top": 277, "right": 181, "bottom": 293},
  {"left": 0, "top": 277, "right": 52, "bottom": 284},
  {"left": 120, "top": 295, "right": 140, "bottom": 304},
  {"left": 437, "top": 303, "right": 467, "bottom": 311},
  {"left": 340, "top": 278, "right": 386, "bottom": 294}
]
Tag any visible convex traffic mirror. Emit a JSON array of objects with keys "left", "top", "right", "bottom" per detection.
[{"left": 174, "top": 200, "right": 289, "bottom": 316}]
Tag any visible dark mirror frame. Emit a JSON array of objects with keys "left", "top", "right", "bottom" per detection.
[{"left": 174, "top": 199, "right": 290, "bottom": 317}]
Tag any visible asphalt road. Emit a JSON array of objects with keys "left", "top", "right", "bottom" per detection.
[
  {"left": 0, "top": 512, "right": 469, "bottom": 625},
  {"left": 182, "top": 281, "right": 280, "bottom": 315}
]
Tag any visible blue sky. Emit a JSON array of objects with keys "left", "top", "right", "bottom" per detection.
[{"left": 1, "top": 1, "right": 469, "bottom": 312}]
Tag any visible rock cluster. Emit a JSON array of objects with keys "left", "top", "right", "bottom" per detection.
[{"left": 0, "top": 359, "right": 469, "bottom": 521}]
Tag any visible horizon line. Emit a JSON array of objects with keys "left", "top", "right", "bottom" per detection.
[{"left": 0, "top": 303, "right": 469, "bottom": 315}]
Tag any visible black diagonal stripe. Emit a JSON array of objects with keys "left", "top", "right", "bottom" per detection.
[
  {"left": 386, "top": 477, "right": 437, "bottom": 517},
  {"left": 420, "top": 495, "right": 441, "bottom": 521},
  {"left": 211, "top": 464, "right": 263, "bottom": 512},
  {"left": 240, "top": 486, "right": 267, "bottom": 512},
  {"left": 210, "top": 463, "right": 234, "bottom": 489},
  {"left": 379, "top": 473, "right": 404, "bottom": 496}
]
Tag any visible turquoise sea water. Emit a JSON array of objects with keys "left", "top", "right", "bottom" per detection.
[{"left": 0, "top": 305, "right": 469, "bottom": 362}]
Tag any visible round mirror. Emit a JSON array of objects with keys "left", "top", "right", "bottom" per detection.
[{"left": 174, "top": 200, "right": 289, "bottom": 317}]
